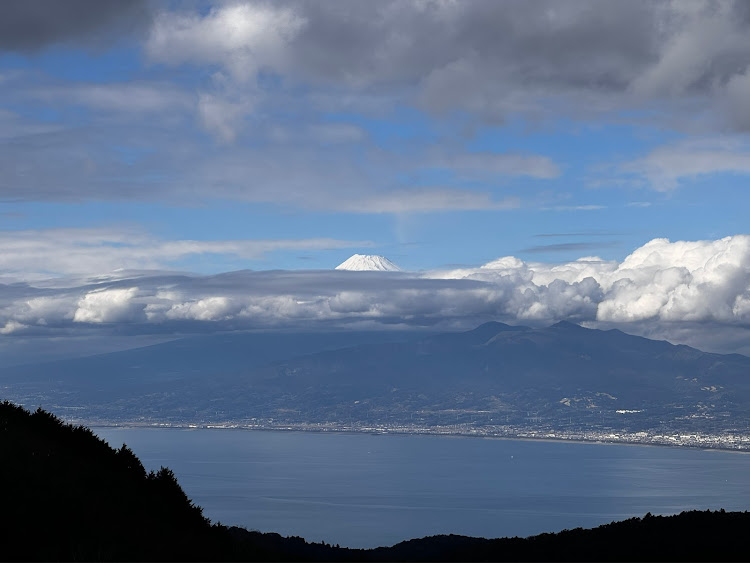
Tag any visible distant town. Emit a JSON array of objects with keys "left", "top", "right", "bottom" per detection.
[
  {"left": 64, "top": 413, "right": 750, "bottom": 453},
  {"left": 6, "top": 320, "right": 750, "bottom": 454}
]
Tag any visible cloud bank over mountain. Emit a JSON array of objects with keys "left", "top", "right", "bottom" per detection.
[
  {"left": 429, "top": 235, "right": 750, "bottom": 325},
  {"left": 1, "top": 235, "right": 749, "bottom": 355}
]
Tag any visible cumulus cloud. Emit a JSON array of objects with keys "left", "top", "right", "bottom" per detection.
[
  {"left": 597, "top": 236, "right": 750, "bottom": 323},
  {"left": 419, "top": 235, "right": 750, "bottom": 328},
  {"left": 1, "top": 235, "right": 749, "bottom": 354},
  {"left": 164, "top": 296, "right": 236, "bottom": 322},
  {"left": 73, "top": 287, "right": 144, "bottom": 323}
]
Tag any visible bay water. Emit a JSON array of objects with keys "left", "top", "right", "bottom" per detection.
[{"left": 93, "top": 428, "right": 750, "bottom": 549}]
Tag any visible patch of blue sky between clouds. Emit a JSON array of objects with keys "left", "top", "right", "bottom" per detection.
[{"left": 2, "top": 1, "right": 750, "bottom": 352}]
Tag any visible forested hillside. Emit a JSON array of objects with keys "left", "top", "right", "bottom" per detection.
[{"left": 1, "top": 401, "right": 748, "bottom": 561}]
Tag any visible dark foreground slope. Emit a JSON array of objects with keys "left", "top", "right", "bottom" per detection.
[
  {"left": 2, "top": 401, "right": 749, "bottom": 562},
  {"left": 0, "top": 401, "right": 226, "bottom": 561}
]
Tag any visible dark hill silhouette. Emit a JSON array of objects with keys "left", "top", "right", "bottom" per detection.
[
  {"left": 0, "top": 400, "right": 224, "bottom": 561},
  {"left": 2, "top": 400, "right": 750, "bottom": 561}
]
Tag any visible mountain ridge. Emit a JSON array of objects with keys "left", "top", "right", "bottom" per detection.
[{"left": 2, "top": 321, "right": 750, "bottom": 450}]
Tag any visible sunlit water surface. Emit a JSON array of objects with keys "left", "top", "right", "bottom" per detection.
[{"left": 93, "top": 428, "right": 750, "bottom": 548}]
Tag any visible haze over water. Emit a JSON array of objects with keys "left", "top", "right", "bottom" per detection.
[{"left": 95, "top": 428, "right": 750, "bottom": 549}]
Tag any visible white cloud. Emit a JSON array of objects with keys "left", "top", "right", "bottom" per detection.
[
  {"left": 0, "top": 227, "right": 371, "bottom": 280},
  {"left": 0, "top": 235, "right": 749, "bottom": 354},
  {"left": 597, "top": 236, "right": 750, "bottom": 323},
  {"left": 621, "top": 138, "right": 750, "bottom": 190},
  {"left": 332, "top": 189, "right": 520, "bottom": 214},
  {"left": 146, "top": 3, "right": 305, "bottom": 139},
  {"left": 165, "top": 296, "right": 237, "bottom": 321},
  {"left": 0, "top": 320, "right": 27, "bottom": 335},
  {"left": 147, "top": 3, "right": 305, "bottom": 81},
  {"left": 0, "top": 99, "right": 555, "bottom": 210},
  {"left": 183, "top": 142, "right": 540, "bottom": 213},
  {"left": 73, "top": 287, "right": 144, "bottom": 323},
  {"left": 34, "top": 81, "right": 194, "bottom": 114},
  {"left": 435, "top": 152, "right": 561, "bottom": 180},
  {"left": 543, "top": 205, "right": 607, "bottom": 211},
  {"left": 14, "top": 295, "right": 76, "bottom": 325},
  {"left": 425, "top": 234, "right": 750, "bottom": 326},
  {"left": 197, "top": 88, "right": 254, "bottom": 142},
  {"left": 267, "top": 122, "right": 366, "bottom": 144}
]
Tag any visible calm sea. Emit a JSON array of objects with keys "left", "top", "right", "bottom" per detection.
[{"left": 93, "top": 428, "right": 750, "bottom": 549}]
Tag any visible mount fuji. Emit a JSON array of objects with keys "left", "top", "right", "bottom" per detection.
[{"left": 335, "top": 254, "right": 402, "bottom": 271}]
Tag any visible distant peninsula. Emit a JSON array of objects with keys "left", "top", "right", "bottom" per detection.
[{"left": 1, "top": 400, "right": 749, "bottom": 562}]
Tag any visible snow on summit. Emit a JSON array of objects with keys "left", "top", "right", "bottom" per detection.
[{"left": 335, "top": 254, "right": 402, "bottom": 271}]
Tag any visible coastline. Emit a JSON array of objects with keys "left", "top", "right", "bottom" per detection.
[{"left": 86, "top": 419, "right": 750, "bottom": 454}]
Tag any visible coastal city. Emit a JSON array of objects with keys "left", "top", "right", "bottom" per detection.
[{"left": 77, "top": 416, "right": 750, "bottom": 453}]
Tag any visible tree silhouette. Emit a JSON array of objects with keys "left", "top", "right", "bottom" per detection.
[{"left": 2, "top": 400, "right": 749, "bottom": 561}]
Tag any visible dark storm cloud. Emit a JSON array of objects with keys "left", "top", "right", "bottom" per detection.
[
  {"left": 286, "top": 0, "right": 659, "bottom": 91},
  {"left": 146, "top": 0, "right": 750, "bottom": 129},
  {"left": 0, "top": 0, "right": 153, "bottom": 52}
]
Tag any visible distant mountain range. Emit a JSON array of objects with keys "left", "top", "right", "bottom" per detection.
[{"left": 2, "top": 321, "right": 750, "bottom": 447}]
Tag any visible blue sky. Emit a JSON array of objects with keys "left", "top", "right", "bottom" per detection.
[{"left": 2, "top": 1, "right": 750, "bottom": 357}]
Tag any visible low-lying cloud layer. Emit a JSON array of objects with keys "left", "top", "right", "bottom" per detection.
[
  {"left": 0, "top": 228, "right": 370, "bottom": 280},
  {"left": 2, "top": 235, "right": 749, "bottom": 354}
]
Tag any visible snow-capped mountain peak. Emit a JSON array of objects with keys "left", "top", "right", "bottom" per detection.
[{"left": 335, "top": 254, "right": 402, "bottom": 271}]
